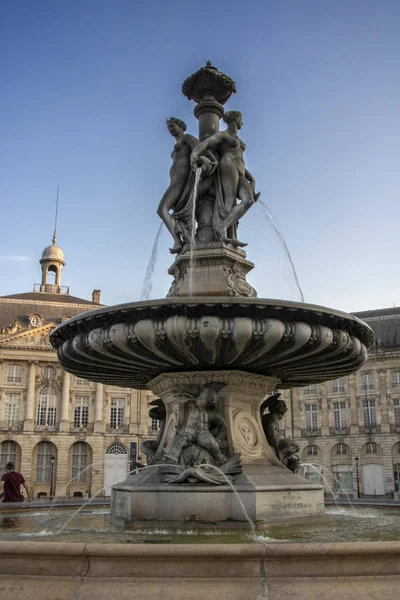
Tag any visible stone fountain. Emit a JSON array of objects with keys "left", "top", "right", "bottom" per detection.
[{"left": 50, "top": 62, "right": 373, "bottom": 525}]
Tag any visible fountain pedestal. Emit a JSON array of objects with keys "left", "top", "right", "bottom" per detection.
[
  {"left": 167, "top": 244, "right": 257, "bottom": 298},
  {"left": 110, "top": 371, "right": 324, "bottom": 524}
]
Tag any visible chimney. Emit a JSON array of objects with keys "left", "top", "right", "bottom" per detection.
[{"left": 92, "top": 289, "right": 101, "bottom": 304}]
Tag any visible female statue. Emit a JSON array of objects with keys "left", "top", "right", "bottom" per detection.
[
  {"left": 190, "top": 110, "right": 259, "bottom": 247},
  {"left": 157, "top": 118, "right": 200, "bottom": 253}
]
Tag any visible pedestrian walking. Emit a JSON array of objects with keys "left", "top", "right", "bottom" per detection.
[{"left": 0, "top": 462, "right": 31, "bottom": 502}]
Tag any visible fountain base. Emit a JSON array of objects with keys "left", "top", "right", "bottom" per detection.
[
  {"left": 111, "top": 370, "right": 324, "bottom": 524},
  {"left": 111, "top": 464, "right": 323, "bottom": 524}
]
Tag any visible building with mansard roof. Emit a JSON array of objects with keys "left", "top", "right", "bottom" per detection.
[
  {"left": 0, "top": 235, "right": 158, "bottom": 499},
  {"left": 280, "top": 307, "right": 400, "bottom": 497}
]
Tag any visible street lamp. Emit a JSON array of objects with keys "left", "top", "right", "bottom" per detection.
[
  {"left": 354, "top": 456, "right": 360, "bottom": 498},
  {"left": 49, "top": 455, "right": 56, "bottom": 500}
]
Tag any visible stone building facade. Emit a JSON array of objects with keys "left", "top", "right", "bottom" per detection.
[
  {"left": 281, "top": 307, "right": 400, "bottom": 497},
  {"left": 0, "top": 236, "right": 158, "bottom": 499}
]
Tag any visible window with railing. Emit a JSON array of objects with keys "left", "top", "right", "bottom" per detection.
[
  {"left": 305, "top": 404, "right": 318, "bottom": 431},
  {"left": 71, "top": 442, "right": 89, "bottom": 483},
  {"left": 362, "top": 373, "right": 374, "bottom": 391},
  {"left": 74, "top": 397, "right": 89, "bottom": 428},
  {"left": 6, "top": 365, "right": 22, "bottom": 384},
  {"left": 4, "top": 394, "right": 21, "bottom": 425},
  {"left": 303, "top": 385, "right": 317, "bottom": 396},
  {"left": 332, "top": 378, "right": 345, "bottom": 393},
  {"left": 36, "top": 385, "right": 58, "bottom": 427},
  {"left": 394, "top": 399, "right": 400, "bottom": 428},
  {"left": 333, "top": 401, "right": 347, "bottom": 431},
  {"left": 363, "top": 398, "right": 377, "bottom": 428},
  {"left": 110, "top": 398, "right": 125, "bottom": 428},
  {"left": 392, "top": 372, "right": 400, "bottom": 388}
]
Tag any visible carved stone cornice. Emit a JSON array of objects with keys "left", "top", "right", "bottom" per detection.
[
  {"left": 149, "top": 370, "right": 278, "bottom": 396},
  {"left": 50, "top": 298, "right": 373, "bottom": 390}
]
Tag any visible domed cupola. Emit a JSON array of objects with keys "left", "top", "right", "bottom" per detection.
[{"left": 39, "top": 231, "right": 66, "bottom": 293}]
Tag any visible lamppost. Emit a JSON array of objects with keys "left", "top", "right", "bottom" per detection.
[
  {"left": 354, "top": 456, "right": 360, "bottom": 498},
  {"left": 49, "top": 455, "right": 56, "bottom": 500}
]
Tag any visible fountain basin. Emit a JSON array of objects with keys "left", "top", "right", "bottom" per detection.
[
  {"left": 0, "top": 534, "right": 399, "bottom": 599},
  {"left": 50, "top": 297, "right": 373, "bottom": 389}
]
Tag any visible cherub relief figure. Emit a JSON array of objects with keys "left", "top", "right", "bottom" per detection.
[{"left": 164, "top": 387, "right": 227, "bottom": 466}]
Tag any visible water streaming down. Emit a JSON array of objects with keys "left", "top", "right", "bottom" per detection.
[
  {"left": 258, "top": 200, "right": 305, "bottom": 302},
  {"left": 198, "top": 463, "right": 257, "bottom": 539},
  {"left": 188, "top": 167, "right": 202, "bottom": 296},
  {"left": 141, "top": 222, "right": 163, "bottom": 301},
  {"left": 301, "top": 463, "right": 355, "bottom": 509},
  {"left": 55, "top": 463, "right": 168, "bottom": 535},
  {"left": 43, "top": 460, "right": 106, "bottom": 525}
]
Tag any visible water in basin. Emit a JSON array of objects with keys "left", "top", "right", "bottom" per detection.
[{"left": 0, "top": 506, "right": 399, "bottom": 544}]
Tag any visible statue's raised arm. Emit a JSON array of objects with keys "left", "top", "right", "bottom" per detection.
[{"left": 191, "top": 110, "right": 260, "bottom": 247}]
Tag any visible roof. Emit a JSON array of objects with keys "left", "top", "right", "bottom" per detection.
[
  {"left": 1, "top": 292, "right": 98, "bottom": 305},
  {"left": 0, "top": 291, "right": 103, "bottom": 331},
  {"left": 354, "top": 307, "right": 400, "bottom": 349}
]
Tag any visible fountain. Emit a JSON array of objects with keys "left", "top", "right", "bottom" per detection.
[
  {"left": 50, "top": 62, "right": 372, "bottom": 526},
  {"left": 1, "top": 61, "right": 398, "bottom": 600}
]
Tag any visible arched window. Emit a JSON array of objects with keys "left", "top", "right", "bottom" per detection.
[
  {"left": 307, "top": 445, "right": 318, "bottom": 456},
  {"left": 36, "top": 385, "right": 58, "bottom": 427},
  {"left": 366, "top": 442, "right": 378, "bottom": 454},
  {"left": 72, "top": 442, "right": 89, "bottom": 483},
  {"left": 331, "top": 443, "right": 350, "bottom": 457},
  {"left": 47, "top": 267, "right": 57, "bottom": 285},
  {"left": 36, "top": 441, "right": 56, "bottom": 483},
  {"left": 0, "top": 441, "right": 18, "bottom": 471},
  {"left": 105, "top": 442, "right": 127, "bottom": 455}
]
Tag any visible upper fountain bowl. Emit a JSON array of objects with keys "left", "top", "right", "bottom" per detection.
[{"left": 50, "top": 297, "right": 373, "bottom": 390}]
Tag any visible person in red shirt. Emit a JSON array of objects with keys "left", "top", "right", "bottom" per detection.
[{"left": 0, "top": 462, "right": 31, "bottom": 502}]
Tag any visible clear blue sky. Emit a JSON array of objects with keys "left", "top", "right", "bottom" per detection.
[{"left": 1, "top": 0, "right": 399, "bottom": 312}]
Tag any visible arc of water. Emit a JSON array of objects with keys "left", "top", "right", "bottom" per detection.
[
  {"left": 197, "top": 463, "right": 257, "bottom": 540},
  {"left": 258, "top": 200, "right": 305, "bottom": 303},
  {"left": 55, "top": 463, "right": 168, "bottom": 535},
  {"left": 42, "top": 460, "right": 106, "bottom": 526},
  {"left": 141, "top": 222, "right": 163, "bottom": 301},
  {"left": 301, "top": 462, "right": 355, "bottom": 510}
]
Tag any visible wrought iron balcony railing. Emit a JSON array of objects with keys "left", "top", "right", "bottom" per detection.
[{"left": 0, "top": 421, "right": 23, "bottom": 432}]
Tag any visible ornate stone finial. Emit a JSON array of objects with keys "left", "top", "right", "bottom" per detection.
[
  {"left": 52, "top": 230, "right": 57, "bottom": 245},
  {"left": 182, "top": 62, "right": 236, "bottom": 105}
]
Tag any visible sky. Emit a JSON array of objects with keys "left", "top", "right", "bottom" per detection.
[{"left": 1, "top": 0, "right": 399, "bottom": 313}]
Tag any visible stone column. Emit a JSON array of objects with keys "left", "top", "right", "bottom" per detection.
[
  {"left": 348, "top": 374, "right": 359, "bottom": 434},
  {"left": 59, "top": 372, "right": 70, "bottom": 432},
  {"left": 23, "top": 361, "right": 36, "bottom": 432},
  {"left": 321, "top": 383, "right": 329, "bottom": 436},
  {"left": 378, "top": 368, "right": 389, "bottom": 433},
  {"left": 94, "top": 383, "right": 105, "bottom": 433},
  {"left": 193, "top": 97, "right": 224, "bottom": 141}
]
